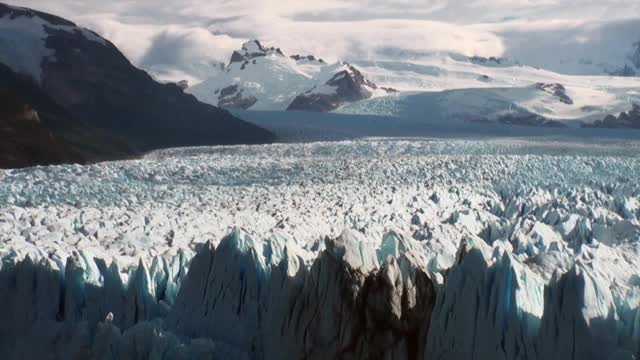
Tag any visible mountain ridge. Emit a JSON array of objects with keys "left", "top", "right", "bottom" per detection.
[
  {"left": 189, "top": 40, "right": 392, "bottom": 112},
  {"left": 0, "top": 3, "right": 275, "bottom": 168}
]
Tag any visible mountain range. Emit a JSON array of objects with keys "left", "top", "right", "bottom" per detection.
[
  {"left": 186, "top": 40, "right": 640, "bottom": 129},
  {"left": 189, "top": 40, "right": 395, "bottom": 112},
  {"left": 1, "top": 3, "right": 640, "bottom": 169}
]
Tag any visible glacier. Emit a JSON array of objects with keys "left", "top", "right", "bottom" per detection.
[{"left": 1, "top": 138, "right": 640, "bottom": 359}]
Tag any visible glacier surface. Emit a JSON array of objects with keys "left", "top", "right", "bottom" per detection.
[{"left": 1, "top": 138, "right": 640, "bottom": 359}]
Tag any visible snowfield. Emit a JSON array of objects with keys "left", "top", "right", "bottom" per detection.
[{"left": 2, "top": 138, "right": 640, "bottom": 359}]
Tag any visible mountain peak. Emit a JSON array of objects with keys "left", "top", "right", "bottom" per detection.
[
  {"left": 290, "top": 54, "right": 326, "bottom": 64},
  {"left": 191, "top": 39, "right": 386, "bottom": 112},
  {"left": 241, "top": 40, "right": 266, "bottom": 54},
  {"left": 229, "top": 39, "right": 284, "bottom": 66}
]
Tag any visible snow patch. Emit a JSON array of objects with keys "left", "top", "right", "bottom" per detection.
[{"left": 0, "top": 7, "right": 106, "bottom": 82}]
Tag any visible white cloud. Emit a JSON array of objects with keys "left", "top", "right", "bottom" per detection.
[{"left": 9, "top": 0, "right": 640, "bottom": 81}]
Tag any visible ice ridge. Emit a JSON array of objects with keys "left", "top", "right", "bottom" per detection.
[{"left": 1, "top": 226, "right": 640, "bottom": 359}]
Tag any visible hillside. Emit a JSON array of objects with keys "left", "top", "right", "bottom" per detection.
[{"left": 0, "top": 3, "right": 274, "bottom": 168}]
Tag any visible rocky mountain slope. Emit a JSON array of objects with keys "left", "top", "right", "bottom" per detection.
[
  {"left": 0, "top": 3, "right": 274, "bottom": 168},
  {"left": 189, "top": 40, "right": 393, "bottom": 112},
  {"left": 0, "top": 62, "right": 134, "bottom": 168},
  {"left": 588, "top": 103, "right": 640, "bottom": 128},
  {"left": 0, "top": 89, "right": 83, "bottom": 168}
]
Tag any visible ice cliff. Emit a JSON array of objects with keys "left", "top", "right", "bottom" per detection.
[{"left": 2, "top": 226, "right": 640, "bottom": 359}]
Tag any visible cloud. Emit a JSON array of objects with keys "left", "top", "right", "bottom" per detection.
[
  {"left": 206, "top": 16, "right": 505, "bottom": 61},
  {"left": 9, "top": 0, "right": 640, "bottom": 81}
]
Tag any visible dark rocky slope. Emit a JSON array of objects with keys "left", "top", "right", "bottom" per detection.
[
  {"left": 0, "top": 89, "right": 83, "bottom": 168},
  {"left": 586, "top": 103, "right": 640, "bottom": 129},
  {"left": 0, "top": 4, "right": 274, "bottom": 168},
  {"left": 0, "top": 63, "right": 133, "bottom": 168},
  {"left": 288, "top": 65, "right": 385, "bottom": 112}
]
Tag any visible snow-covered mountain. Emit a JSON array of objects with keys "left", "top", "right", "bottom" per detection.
[
  {"left": 187, "top": 38, "right": 640, "bottom": 129},
  {"left": 189, "top": 40, "right": 394, "bottom": 111},
  {"left": 337, "top": 81, "right": 640, "bottom": 128},
  {"left": 338, "top": 52, "right": 640, "bottom": 128},
  {"left": 0, "top": 3, "right": 274, "bottom": 167}
]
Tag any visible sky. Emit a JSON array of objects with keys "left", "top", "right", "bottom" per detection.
[{"left": 11, "top": 0, "right": 640, "bottom": 81}]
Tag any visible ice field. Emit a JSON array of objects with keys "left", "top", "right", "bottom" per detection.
[{"left": 2, "top": 137, "right": 640, "bottom": 359}]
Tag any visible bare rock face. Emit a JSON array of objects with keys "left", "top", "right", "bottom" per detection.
[
  {"left": 497, "top": 113, "right": 567, "bottom": 128},
  {"left": 287, "top": 65, "right": 377, "bottom": 112},
  {"left": 228, "top": 40, "right": 285, "bottom": 68},
  {"left": 290, "top": 54, "right": 326, "bottom": 64},
  {"left": 0, "top": 61, "right": 133, "bottom": 168},
  {"left": 470, "top": 56, "right": 506, "bottom": 66},
  {"left": 0, "top": 88, "right": 84, "bottom": 168},
  {"left": 176, "top": 80, "right": 189, "bottom": 91},
  {"left": 587, "top": 103, "right": 640, "bottom": 129},
  {"left": 217, "top": 85, "right": 258, "bottom": 109},
  {"left": 478, "top": 74, "right": 492, "bottom": 83},
  {"left": 38, "top": 26, "right": 273, "bottom": 150},
  {"left": 535, "top": 83, "right": 573, "bottom": 105}
]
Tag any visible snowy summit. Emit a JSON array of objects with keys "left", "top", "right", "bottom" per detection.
[{"left": 189, "top": 40, "right": 392, "bottom": 112}]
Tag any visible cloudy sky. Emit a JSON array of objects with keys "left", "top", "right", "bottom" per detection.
[{"left": 12, "top": 0, "right": 640, "bottom": 81}]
